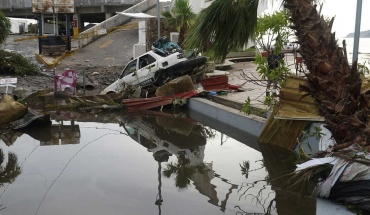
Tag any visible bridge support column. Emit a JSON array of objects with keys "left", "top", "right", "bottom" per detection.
[
  {"left": 100, "top": 5, "right": 112, "bottom": 20},
  {"left": 105, "top": 13, "right": 113, "bottom": 19},
  {"left": 38, "top": 14, "right": 43, "bottom": 54}
]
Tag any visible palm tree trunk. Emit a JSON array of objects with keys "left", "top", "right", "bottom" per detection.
[
  {"left": 178, "top": 26, "right": 186, "bottom": 48},
  {"left": 283, "top": 0, "right": 369, "bottom": 150}
]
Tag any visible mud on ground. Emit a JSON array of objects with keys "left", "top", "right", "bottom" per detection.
[{"left": 8, "top": 66, "right": 123, "bottom": 98}]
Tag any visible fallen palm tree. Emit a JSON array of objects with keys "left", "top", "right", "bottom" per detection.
[{"left": 284, "top": 0, "right": 369, "bottom": 151}]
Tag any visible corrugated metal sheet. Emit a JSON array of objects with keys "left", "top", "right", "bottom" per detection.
[
  {"left": 276, "top": 76, "right": 324, "bottom": 121},
  {"left": 259, "top": 76, "right": 322, "bottom": 150},
  {"left": 32, "top": 0, "right": 74, "bottom": 13},
  {"left": 258, "top": 108, "right": 309, "bottom": 150}
]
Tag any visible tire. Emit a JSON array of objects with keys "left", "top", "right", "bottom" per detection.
[{"left": 154, "top": 71, "right": 171, "bottom": 86}]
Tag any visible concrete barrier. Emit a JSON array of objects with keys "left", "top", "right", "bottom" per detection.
[
  {"left": 188, "top": 98, "right": 266, "bottom": 137},
  {"left": 78, "top": 0, "right": 157, "bottom": 48}
]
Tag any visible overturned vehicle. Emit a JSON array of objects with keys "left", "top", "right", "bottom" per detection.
[{"left": 100, "top": 38, "right": 207, "bottom": 95}]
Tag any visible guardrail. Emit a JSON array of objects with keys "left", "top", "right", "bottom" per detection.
[{"left": 78, "top": 0, "right": 157, "bottom": 48}]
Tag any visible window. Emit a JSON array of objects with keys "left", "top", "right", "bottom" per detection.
[
  {"left": 162, "top": 61, "right": 168, "bottom": 67},
  {"left": 120, "top": 59, "right": 137, "bottom": 78},
  {"left": 139, "top": 54, "right": 157, "bottom": 69},
  {"left": 163, "top": 5, "right": 170, "bottom": 11}
]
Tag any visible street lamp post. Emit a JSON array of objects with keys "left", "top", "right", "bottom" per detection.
[
  {"left": 157, "top": 0, "right": 160, "bottom": 39},
  {"left": 352, "top": 0, "right": 362, "bottom": 64}
]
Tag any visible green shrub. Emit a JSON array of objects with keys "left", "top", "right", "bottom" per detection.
[{"left": 0, "top": 49, "right": 40, "bottom": 76}]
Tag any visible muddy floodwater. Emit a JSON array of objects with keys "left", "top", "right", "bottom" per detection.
[{"left": 0, "top": 111, "right": 315, "bottom": 215}]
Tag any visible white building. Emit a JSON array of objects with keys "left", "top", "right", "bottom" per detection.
[
  {"left": 170, "top": 0, "right": 268, "bottom": 15},
  {"left": 8, "top": 17, "right": 37, "bottom": 34}
]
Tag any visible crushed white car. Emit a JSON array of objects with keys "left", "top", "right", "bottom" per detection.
[{"left": 100, "top": 49, "right": 207, "bottom": 94}]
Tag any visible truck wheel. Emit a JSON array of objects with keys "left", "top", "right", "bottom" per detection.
[{"left": 154, "top": 71, "right": 170, "bottom": 86}]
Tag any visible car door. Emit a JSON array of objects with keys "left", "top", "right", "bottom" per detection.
[
  {"left": 120, "top": 58, "right": 139, "bottom": 85},
  {"left": 136, "top": 54, "right": 158, "bottom": 87}
]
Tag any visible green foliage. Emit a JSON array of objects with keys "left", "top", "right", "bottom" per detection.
[
  {"left": 185, "top": 0, "right": 259, "bottom": 62},
  {"left": 28, "top": 23, "right": 38, "bottom": 34},
  {"left": 254, "top": 13, "right": 291, "bottom": 96},
  {"left": 263, "top": 95, "right": 278, "bottom": 109},
  {"left": 254, "top": 54, "right": 269, "bottom": 79},
  {"left": 358, "top": 61, "right": 369, "bottom": 77},
  {"left": 255, "top": 10, "right": 293, "bottom": 54},
  {"left": 240, "top": 96, "right": 268, "bottom": 116},
  {"left": 0, "top": 49, "right": 41, "bottom": 76},
  {"left": 241, "top": 97, "right": 252, "bottom": 115},
  {"left": 254, "top": 53, "right": 290, "bottom": 88},
  {"left": 0, "top": 11, "right": 11, "bottom": 44}
]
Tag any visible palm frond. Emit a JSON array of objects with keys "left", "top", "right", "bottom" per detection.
[{"left": 185, "top": 0, "right": 259, "bottom": 62}]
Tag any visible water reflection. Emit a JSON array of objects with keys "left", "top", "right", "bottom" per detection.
[
  {"left": 0, "top": 147, "right": 21, "bottom": 211},
  {"left": 0, "top": 149, "right": 21, "bottom": 185},
  {"left": 0, "top": 109, "right": 320, "bottom": 215},
  {"left": 259, "top": 144, "right": 316, "bottom": 215},
  {"left": 119, "top": 114, "right": 243, "bottom": 213}
]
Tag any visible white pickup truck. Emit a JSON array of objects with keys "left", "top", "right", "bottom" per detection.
[{"left": 100, "top": 49, "right": 207, "bottom": 94}]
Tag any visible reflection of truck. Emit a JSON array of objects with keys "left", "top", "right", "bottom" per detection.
[
  {"left": 119, "top": 116, "right": 206, "bottom": 160},
  {"left": 9, "top": 18, "right": 36, "bottom": 34}
]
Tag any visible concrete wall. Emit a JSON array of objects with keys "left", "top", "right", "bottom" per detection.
[
  {"left": 0, "top": 0, "right": 32, "bottom": 9},
  {"left": 75, "top": 0, "right": 141, "bottom": 6},
  {"left": 188, "top": 98, "right": 266, "bottom": 137},
  {"left": 78, "top": 0, "right": 156, "bottom": 48},
  {"left": 0, "top": 0, "right": 140, "bottom": 9}
]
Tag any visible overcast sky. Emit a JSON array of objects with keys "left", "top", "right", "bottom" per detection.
[
  {"left": 162, "top": 0, "right": 370, "bottom": 38},
  {"left": 266, "top": 0, "right": 370, "bottom": 38}
]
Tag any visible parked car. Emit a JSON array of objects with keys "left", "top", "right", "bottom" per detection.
[
  {"left": 281, "top": 42, "right": 299, "bottom": 52},
  {"left": 100, "top": 49, "right": 207, "bottom": 94},
  {"left": 257, "top": 42, "right": 299, "bottom": 53}
]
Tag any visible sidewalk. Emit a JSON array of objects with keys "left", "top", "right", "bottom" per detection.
[{"left": 209, "top": 53, "right": 301, "bottom": 113}]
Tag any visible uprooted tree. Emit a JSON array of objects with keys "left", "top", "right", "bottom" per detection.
[
  {"left": 0, "top": 11, "right": 40, "bottom": 76},
  {"left": 185, "top": 0, "right": 369, "bottom": 151},
  {"left": 0, "top": 11, "right": 11, "bottom": 44}
]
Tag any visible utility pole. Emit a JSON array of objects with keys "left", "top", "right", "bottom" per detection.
[
  {"left": 352, "top": 0, "right": 362, "bottom": 64},
  {"left": 157, "top": 0, "right": 160, "bottom": 39}
]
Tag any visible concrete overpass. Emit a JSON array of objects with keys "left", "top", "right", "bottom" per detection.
[{"left": 1, "top": 0, "right": 143, "bottom": 24}]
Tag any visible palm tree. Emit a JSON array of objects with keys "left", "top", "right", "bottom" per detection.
[
  {"left": 0, "top": 11, "right": 11, "bottom": 44},
  {"left": 185, "top": 0, "right": 369, "bottom": 151},
  {"left": 161, "top": 0, "right": 196, "bottom": 48},
  {"left": 185, "top": 0, "right": 259, "bottom": 62}
]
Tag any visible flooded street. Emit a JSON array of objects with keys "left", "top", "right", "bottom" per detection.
[{"left": 0, "top": 110, "right": 317, "bottom": 215}]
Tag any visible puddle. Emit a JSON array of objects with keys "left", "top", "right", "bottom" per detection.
[{"left": 0, "top": 111, "right": 316, "bottom": 215}]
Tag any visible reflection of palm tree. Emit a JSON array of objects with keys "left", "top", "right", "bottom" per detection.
[
  {"left": 163, "top": 156, "right": 196, "bottom": 189},
  {"left": 0, "top": 149, "right": 21, "bottom": 185},
  {"left": 163, "top": 155, "right": 209, "bottom": 189}
]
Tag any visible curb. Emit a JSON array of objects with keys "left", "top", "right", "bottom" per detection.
[
  {"left": 187, "top": 97, "right": 267, "bottom": 137},
  {"left": 35, "top": 50, "right": 78, "bottom": 68}
]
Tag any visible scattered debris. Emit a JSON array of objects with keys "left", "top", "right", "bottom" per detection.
[{"left": 0, "top": 94, "right": 27, "bottom": 126}]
